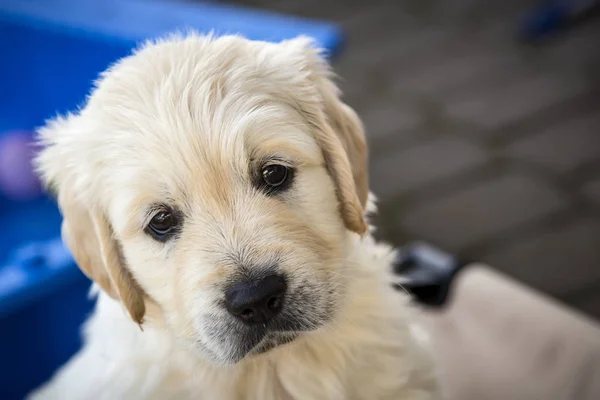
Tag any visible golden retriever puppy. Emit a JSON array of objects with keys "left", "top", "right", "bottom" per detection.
[{"left": 30, "top": 33, "right": 440, "bottom": 399}]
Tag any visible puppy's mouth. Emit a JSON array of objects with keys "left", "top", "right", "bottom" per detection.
[
  {"left": 231, "top": 325, "right": 300, "bottom": 361},
  {"left": 200, "top": 313, "right": 308, "bottom": 364},
  {"left": 250, "top": 331, "right": 299, "bottom": 355}
]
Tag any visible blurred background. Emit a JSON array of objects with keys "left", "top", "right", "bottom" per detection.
[
  {"left": 0, "top": 0, "right": 599, "bottom": 397},
  {"left": 221, "top": 0, "right": 600, "bottom": 320}
]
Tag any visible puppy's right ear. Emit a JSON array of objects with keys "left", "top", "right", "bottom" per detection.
[{"left": 35, "top": 116, "right": 146, "bottom": 325}]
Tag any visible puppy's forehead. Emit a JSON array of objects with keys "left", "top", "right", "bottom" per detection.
[{"left": 87, "top": 35, "right": 322, "bottom": 204}]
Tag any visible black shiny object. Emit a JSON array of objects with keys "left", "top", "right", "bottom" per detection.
[{"left": 391, "top": 242, "right": 465, "bottom": 308}]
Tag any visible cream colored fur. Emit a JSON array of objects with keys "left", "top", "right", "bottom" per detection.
[{"left": 29, "top": 33, "right": 440, "bottom": 399}]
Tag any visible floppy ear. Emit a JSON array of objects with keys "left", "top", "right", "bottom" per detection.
[
  {"left": 283, "top": 37, "right": 369, "bottom": 235},
  {"left": 35, "top": 116, "right": 146, "bottom": 325},
  {"left": 317, "top": 90, "right": 369, "bottom": 234}
]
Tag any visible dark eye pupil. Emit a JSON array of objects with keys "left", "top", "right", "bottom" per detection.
[
  {"left": 146, "top": 207, "right": 180, "bottom": 242},
  {"left": 151, "top": 211, "right": 173, "bottom": 232},
  {"left": 262, "top": 165, "right": 288, "bottom": 187}
]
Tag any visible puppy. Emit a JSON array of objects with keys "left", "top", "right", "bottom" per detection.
[{"left": 30, "top": 33, "right": 440, "bottom": 399}]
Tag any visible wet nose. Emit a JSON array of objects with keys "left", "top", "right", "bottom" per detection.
[{"left": 225, "top": 274, "right": 287, "bottom": 325}]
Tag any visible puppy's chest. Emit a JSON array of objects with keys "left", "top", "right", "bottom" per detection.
[
  {"left": 173, "top": 362, "right": 351, "bottom": 400},
  {"left": 109, "top": 327, "right": 436, "bottom": 399},
  {"left": 163, "top": 351, "right": 410, "bottom": 400}
]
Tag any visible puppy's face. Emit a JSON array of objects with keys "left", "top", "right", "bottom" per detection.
[{"left": 36, "top": 35, "right": 368, "bottom": 364}]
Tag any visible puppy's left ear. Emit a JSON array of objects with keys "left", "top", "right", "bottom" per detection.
[{"left": 283, "top": 37, "right": 368, "bottom": 235}]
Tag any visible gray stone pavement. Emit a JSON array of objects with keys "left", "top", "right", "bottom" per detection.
[{"left": 224, "top": 0, "right": 600, "bottom": 319}]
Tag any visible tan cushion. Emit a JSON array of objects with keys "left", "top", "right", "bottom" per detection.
[{"left": 420, "top": 265, "right": 600, "bottom": 400}]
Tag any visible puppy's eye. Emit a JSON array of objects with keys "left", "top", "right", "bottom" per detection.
[
  {"left": 262, "top": 165, "right": 288, "bottom": 186},
  {"left": 146, "top": 209, "right": 179, "bottom": 241},
  {"left": 261, "top": 164, "right": 292, "bottom": 192}
]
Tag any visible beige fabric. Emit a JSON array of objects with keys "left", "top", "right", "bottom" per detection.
[{"left": 420, "top": 265, "right": 600, "bottom": 400}]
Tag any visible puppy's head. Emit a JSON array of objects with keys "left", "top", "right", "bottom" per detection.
[{"left": 36, "top": 34, "right": 368, "bottom": 364}]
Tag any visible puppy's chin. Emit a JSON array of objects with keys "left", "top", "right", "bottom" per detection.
[
  {"left": 207, "top": 330, "right": 302, "bottom": 365},
  {"left": 250, "top": 331, "right": 300, "bottom": 355},
  {"left": 197, "top": 312, "right": 332, "bottom": 365},
  {"left": 198, "top": 319, "right": 310, "bottom": 365},
  {"left": 222, "top": 324, "right": 272, "bottom": 364}
]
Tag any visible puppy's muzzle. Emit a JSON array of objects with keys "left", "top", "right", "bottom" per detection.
[{"left": 225, "top": 274, "right": 287, "bottom": 325}]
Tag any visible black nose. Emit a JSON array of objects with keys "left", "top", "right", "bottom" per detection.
[{"left": 225, "top": 275, "right": 287, "bottom": 325}]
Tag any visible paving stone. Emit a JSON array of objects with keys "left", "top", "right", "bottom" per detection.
[
  {"left": 400, "top": 173, "right": 567, "bottom": 250},
  {"left": 506, "top": 113, "right": 600, "bottom": 173},
  {"left": 484, "top": 218, "right": 600, "bottom": 297},
  {"left": 369, "top": 137, "right": 488, "bottom": 200},
  {"left": 539, "top": 19, "right": 600, "bottom": 81},
  {"left": 341, "top": 26, "right": 451, "bottom": 72},
  {"left": 248, "top": 0, "right": 369, "bottom": 20},
  {"left": 445, "top": 73, "right": 587, "bottom": 130},
  {"left": 341, "top": 2, "right": 421, "bottom": 37},
  {"left": 583, "top": 177, "right": 600, "bottom": 206},
  {"left": 335, "top": 55, "right": 398, "bottom": 105},
  {"left": 393, "top": 51, "right": 517, "bottom": 96},
  {"left": 361, "top": 103, "right": 421, "bottom": 141},
  {"left": 387, "top": 13, "right": 527, "bottom": 76}
]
